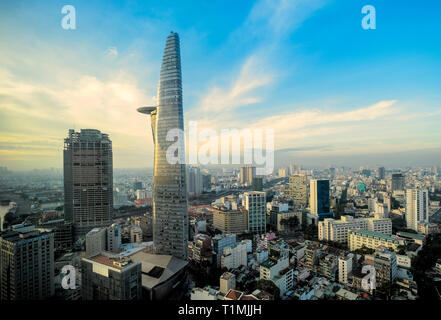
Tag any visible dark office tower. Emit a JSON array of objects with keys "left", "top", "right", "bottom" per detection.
[
  {"left": 378, "top": 167, "right": 386, "bottom": 180},
  {"left": 202, "top": 174, "right": 212, "bottom": 192},
  {"left": 391, "top": 173, "right": 405, "bottom": 192},
  {"left": 64, "top": 129, "right": 113, "bottom": 239},
  {"left": 252, "top": 176, "right": 263, "bottom": 191},
  {"left": 0, "top": 225, "right": 54, "bottom": 300},
  {"left": 310, "top": 179, "right": 330, "bottom": 215},
  {"left": 138, "top": 32, "right": 188, "bottom": 260},
  {"left": 134, "top": 181, "right": 143, "bottom": 191}
]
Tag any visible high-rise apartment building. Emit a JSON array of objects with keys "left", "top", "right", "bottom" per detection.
[
  {"left": 0, "top": 225, "right": 54, "bottom": 300},
  {"left": 310, "top": 179, "right": 330, "bottom": 216},
  {"left": 374, "top": 250, "right": 397, "bottom": 286},
  {"left": 187, "top": 167, "right": 203, "bottom": 196},
  {"left": 244, "top": 192, "right": 266, "bottom": 234},
  {"left": 240, "top": 166, "right": 255, "bottom": 186},
  {"left": 64, "top": 129, "right": 113, "bottom": 239},
  {"left": 405, "top": 189, "right": 429, "bottom": 231},
  {"left": 212, "top": 234, "right": 236, "bottom": 267},
  {"left": 289, "top": 174, "right": 307, "bottom": 207},
  {"left": 138, "top": 32, "right": 188, "bottom": 260},
  {"left": 391, "top": 173, "right": 405, "bottom": 192}
]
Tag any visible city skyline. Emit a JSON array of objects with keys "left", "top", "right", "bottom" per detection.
[
  {"left": 2, "top": 0, "right": 441, "bottom": 306},
  {"left": 1, "top": 0, "right": 441, "bottom": 171}
]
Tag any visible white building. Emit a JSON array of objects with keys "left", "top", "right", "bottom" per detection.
[
  {"left": 220, "top": 272, "right": 236, "bottom": 295},
  {"left": 85, "top": 227, "right": 106, "bottom": 258},
  {"left": 221, "top": 242, "right": 247, "bottom": 270},
  {"left": 244, "top": 191, "right": 266, "bottom": 234},
  {"left": 318, "top": 215, "right": 392, "bottom": 243},
  {"left": 260, "top": 247, "right": 294, "bottom": 296},
  {"left": 338, "top": 253, "right": 353, "bottom": 285},
  {"left": 406, "top": 189, "right": 429, "bottom": 231},
  {"left": 241, "top": 239, "right": 253, "bottom": 253},
  {"left": 107, "top": 223, "right": 122, "bottom": 253}
]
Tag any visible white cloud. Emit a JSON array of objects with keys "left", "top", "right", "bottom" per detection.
[{"left": 105, "top": 46, "right": 118, "bottom": 58}]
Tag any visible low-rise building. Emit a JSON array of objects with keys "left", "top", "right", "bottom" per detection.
[
  {"left": 81, "top": 254, "right": 142, "bottom": 300},
  {"left": 220, "top": 272, "right": 236, "bottom": 295},
  {"left": 260, "top": 247, "right": 294, "bottom": 296},
  {"left": 348, "top": 230, "right": 399, "bottom": 252},
  {"left": 318, "top": 215, "right": 392, "bottom": 243},
  {"left": 212, "top": 207, "right": 248, "bottom": 234},
  {"left": 221, "top": 242, "right": 247, "bottom": 270}
]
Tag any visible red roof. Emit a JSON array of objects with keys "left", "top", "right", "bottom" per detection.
[
  {"left": 225, "top": 289, "right": 243, "bottom": 300},
  {"left": 134, "top": 198, "right": 152, "bottom": 205}
]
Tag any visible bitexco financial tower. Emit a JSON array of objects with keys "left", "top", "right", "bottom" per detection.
[{"left": 138, "top": 32, "right": 188, "bottom": 260}]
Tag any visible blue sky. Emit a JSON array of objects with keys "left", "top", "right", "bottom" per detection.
[{"left": 1, "top": 0, "right": 441, "bottom": 170}]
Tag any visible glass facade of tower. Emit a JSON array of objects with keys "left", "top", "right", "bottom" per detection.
[
  {"left": 316, "top": 180, "right": 330, "bottom": 214},
  {"left": 138, "top": 32, "right": 188, "bottom": 260}
]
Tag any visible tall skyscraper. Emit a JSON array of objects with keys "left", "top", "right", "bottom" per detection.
[
  {"left": 187, "top": 167, "right": 203, "bottom": 196},
  {"left": 289, "top": 174, "right": 307, "bottom": 207},
  {"left": 391, "top": 173, "right": 405, "bottom": 192},
  {"left": 310, "top": 179, "right": 330, "bottom": 216},
  {"left": 240, "top": 166, "right": 255, "bottom": 186},
  {"left": 244, "top": 191, "right": 266, "bottom": 234},
  {"left": 138, "top": 32, "right": 188, "bottom": 260},
  {"left": 405, "top": 189, "right": 429, "bottom": 231},
  {"left": 64, "top": 129, "right": 113, "bottom": 239},
  {"left": 0, "top": 225, "right": 54, "bottom": 300},
  {"left": 377, "top": 167, "right": 385, "bottom": 180}
]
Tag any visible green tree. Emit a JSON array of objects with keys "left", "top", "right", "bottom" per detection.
[{"left": 256, "top": 279, "right": 280, "bottom": 299}]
